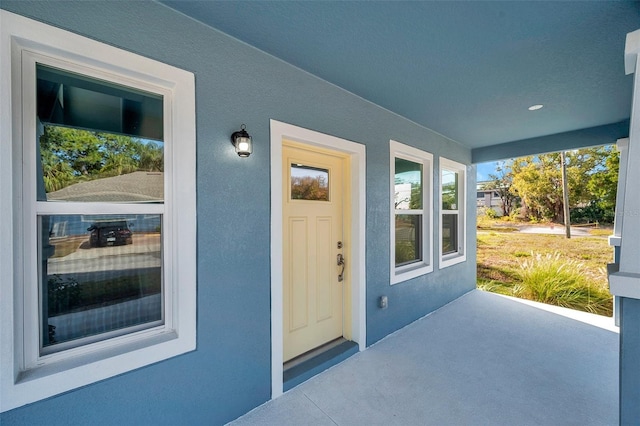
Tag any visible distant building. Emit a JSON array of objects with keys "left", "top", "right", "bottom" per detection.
[{"left": 476, "top": 181, "right": 504, "bottom": 216}]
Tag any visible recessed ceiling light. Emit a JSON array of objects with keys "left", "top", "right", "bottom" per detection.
[{"left": 528, "top": 104, "right": 544, "bottom": 111}]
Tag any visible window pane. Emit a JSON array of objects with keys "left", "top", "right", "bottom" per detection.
[
  {"left": 442, "top": 169, "right": 458, "bottom": 210},
  {"left": 394, "top": 158, "right": 422, "bottom": 210},
  {"left": 395, "top": 214, "right": 422, "bottom": 266},
  {"left": 291, "top": 164, "right": 329, "bottom": 201},
  {"left": 40, "top": 214, "right": 163, "bottom": 352},
  {"left": 442, "top": 213, "right": 458, "bottom": 255},
  {"left": 38, "top": 125, "right": 164, "bottom": 202},
  {"left": 37, "top": 64, "right": 164, "bottom": 203},
  {"left": 37, "top": 64, "right": 163, "bottom": 140}
]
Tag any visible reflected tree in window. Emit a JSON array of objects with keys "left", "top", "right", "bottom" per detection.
[
  {"left": 442, "top": 169, "right": 458, "bottom": 210},
  {"left": 291, "top": 165, "right": 329, "bottom": 201},
  {"left": 394, "top": 158, "right": 423, "bottom": 265},
  {"left": 39, "top": 125, "right": 164, "bottom": 194}
]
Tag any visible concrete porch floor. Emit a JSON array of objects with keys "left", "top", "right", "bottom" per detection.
[{"left": 230, "top": 290, "right": 619, "bottom": 425}]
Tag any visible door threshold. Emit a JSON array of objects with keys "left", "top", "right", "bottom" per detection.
[{"left": 283, "top": 338, "right": 358, "bottom": 392}]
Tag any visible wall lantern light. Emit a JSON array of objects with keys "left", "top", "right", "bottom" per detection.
[{"left": 230, "top": 124, "right": 253, "bottom": 157}]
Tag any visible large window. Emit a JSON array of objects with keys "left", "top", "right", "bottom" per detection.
[
  {"left": 390, "top": 141, "right": 433, "bottom": 284},
  {"left": 1, "top": 12, "right": 196, "bottom": 412},
  {"left": 439, "top": 158, "right": 467, "bottom": 268},
  {"left": 36, "top": 65, "right": 166, "bottom": 354}
]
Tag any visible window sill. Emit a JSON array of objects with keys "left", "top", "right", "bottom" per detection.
[
  {"left": 5, "top": 329, "right": 194, "bottom": 411},
  {"left": 439, "top": 254, "right": 466, "bottom": 270},
  {"left": 391, "top": 263, "right": 433, "bottom": 285},
  {"left": 18, "top": 329, "right": 180, "bottom": 383}
]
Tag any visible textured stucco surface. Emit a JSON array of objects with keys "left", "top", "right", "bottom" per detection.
[
  {"left": 1, "top": 2, "right": 473, "bottom": 424},
  {"left": 233, "top": 291, "right": 618, "bottom": 426}
]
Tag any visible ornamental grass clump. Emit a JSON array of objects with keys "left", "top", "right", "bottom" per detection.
[{"left": 514, "top": 251, "right": 612, "bottom": 316}]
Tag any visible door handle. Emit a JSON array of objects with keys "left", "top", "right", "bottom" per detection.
[{"left": 337, "top": 253, "right": 346, "bottom": 282}]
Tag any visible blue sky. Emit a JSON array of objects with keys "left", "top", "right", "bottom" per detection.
[{"left": 476, "top": 162, "right": 498, "bottom": 182}]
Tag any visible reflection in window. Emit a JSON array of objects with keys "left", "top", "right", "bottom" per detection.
[
  {"left": 394, "top": 158, "right": 422, "bottom": 210},
  {"left": 441, "top": 167, "right": 460, "bottom": 255},
  {"left": 390, "top": 141, "right": 433, "bottom": 283},
  {"left": 442, "top": 169, "right": 458, "bottom": 210},
  {"left": 37, "top": 64, "right": 164, "bottom": 203},
  {"left": 35, "top": 64, "right": 167, "bottom": 355},
  {"left": 394, "top": 157, "right": 423, "bottom": 267},
  {"left": 440, "top": 158, "right": 466, "bottom": 268},
  {"left": 291, "top": 164, "right": 329, "bottom": 201},
  {"left": 395, "top": 214, "right": 422, "bottom": 266},
  {"left": 40, "top": 214, "right": 162, "bottom": 353},
  {"left": 37, "top": 64, "right": 163, "bottom": 139},
  {"left": 442, "top": 213, "right": 458, "bottom": 255}
]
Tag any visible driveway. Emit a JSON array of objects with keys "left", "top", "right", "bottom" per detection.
[
  {"left": 48, "top": 233, "right": 161, "bottom": 274},
  {"left": 518, "top": 225, "right": 594, "bottom": 236}
]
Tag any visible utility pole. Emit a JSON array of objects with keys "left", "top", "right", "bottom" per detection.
[{"left": 560, "top": 151, "right": 571, "bottom": 239}]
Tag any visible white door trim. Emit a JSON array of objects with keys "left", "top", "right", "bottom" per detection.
[{"left": 270, "top": 119, "right": 366, "bottom": 398}]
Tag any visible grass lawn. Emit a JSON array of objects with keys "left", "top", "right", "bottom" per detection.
[{"left": 477, "top": 222, "right": 613, "bottom": 316}]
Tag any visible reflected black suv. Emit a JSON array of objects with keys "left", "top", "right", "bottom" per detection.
[{"left": 87, "top": 220, "right": 133, "bottom": 247}]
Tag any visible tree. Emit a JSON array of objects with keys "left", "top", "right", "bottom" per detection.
[
  {"left": 586, "top": 147, "right": 619, "bottom": 221},
  {"left": 510, "top": 146, "right": 616, "bottom": 223},
  {"left": 511, "top": 154, "right": 563, "bottom": 221},
  {"left": 99, "top": 133, "right": 139, "bottom": 176},
  {"left": 40, "top": 148, "right": 75, "bottom": 193},
  {"left": 39, "top": 125, "right": 165, "bottom": 193},
  {"left": 137, "top": 141, "right": 164, "bottom": 172},
  {"left": 40, "top": 125, "right": 104, "bottom": 178},
  {"left": 291, "top": 176, "right": 328, "bottom": 200},
  {"left": 482, "top": 161, "right": 517, "bottom": 216}
]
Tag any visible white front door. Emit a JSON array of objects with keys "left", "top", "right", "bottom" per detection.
[{"left": 282, "top": 141, "right": 347, "bottom": 362}]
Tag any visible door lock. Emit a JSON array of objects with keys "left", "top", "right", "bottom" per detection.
[{"left": 337, "top": 253, "right": 346, "bottom": 282}]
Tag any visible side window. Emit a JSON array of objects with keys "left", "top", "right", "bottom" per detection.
[
  {"left": 1, "top": 12, "right": 195, "bottom": 412},
  {"left": 439, "top": 158, "right": 467, "bottom": 268},
  {"left": 390, "top": 140, "right": 433, "bottom": 284}
]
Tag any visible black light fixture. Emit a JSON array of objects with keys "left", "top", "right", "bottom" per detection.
[{"left": 230, "top": 124, "right": 253, "bottom": 157}]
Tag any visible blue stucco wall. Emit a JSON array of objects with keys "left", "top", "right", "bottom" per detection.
[
  {"left": 0, "top": 2, "right": 475, "bottom": 424},
  {"left": 620, "top": 297, "right": 640, "bottom": 423}
]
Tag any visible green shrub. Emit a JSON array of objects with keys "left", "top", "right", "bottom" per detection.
[
  {"left": 513, "top": 251, "right": 530, "bottom": 258},
  {"left": 395, "top": 241, "right": 415, "bottom": 264},
  {"left": 48, "top": 275, "right": 80, "bottom": 316},
  {"left": 514, "top": 252, "right": 612, "bottom": 316},
  {"left": 507, "top": 209, "right": 522, "bottom": 221},
  {"left": 485, "top": 208, "right": 498, "bottom": 219},
  {"left": 477, "top": 279, "right": 513, "bottom": 297},
  {"left": 571, "top": 201, "right": 614, "bottom": 225}
]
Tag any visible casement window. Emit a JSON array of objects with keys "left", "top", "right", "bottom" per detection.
[
  {"left": 390, "top": 140, "right": 433, "bottom": 284},
  {"left": 1, "top": 11, "right": 196, "bottom": 412},
  {"left": 439, "top": 158, "right": 467, "bottom": 268}
]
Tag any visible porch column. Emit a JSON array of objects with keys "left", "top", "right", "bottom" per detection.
[
  {"left": 609, "top": 29, "right": 640, "bottom": 425},
  {"left": 608, "top": 137, "right": 629, "bottom": 327}
]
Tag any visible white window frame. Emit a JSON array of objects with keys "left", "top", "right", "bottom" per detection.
[
  {"left": 1, "top": 11, "right": 196, "bottom": 412},
  {"left": 439, "top": 157, "right": 467, "bottom": 269},
  {"left": 390, "top": 140, "right": 433, "bottom": 284}
]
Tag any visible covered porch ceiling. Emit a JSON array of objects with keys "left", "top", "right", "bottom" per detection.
[{"left": 161, "top": 1, "right": 639, "bottom": 162}]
